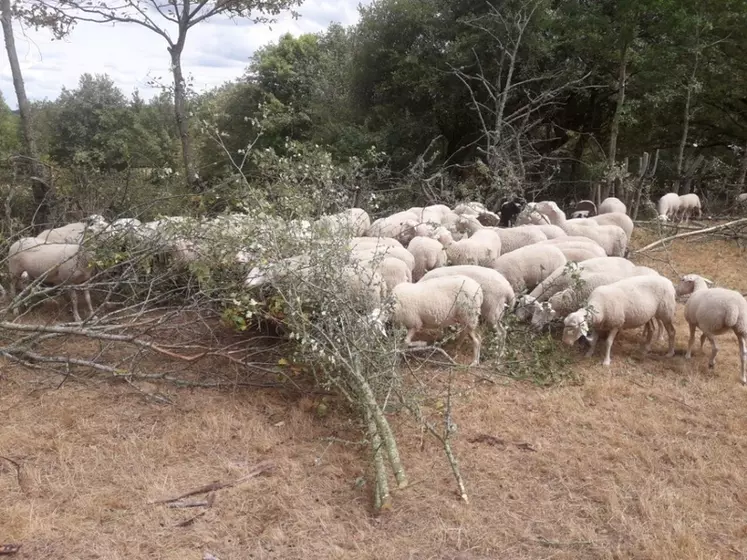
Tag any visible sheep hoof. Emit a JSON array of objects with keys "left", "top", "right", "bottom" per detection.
[
  {"left": 601, "top": 360, "right": 611, "bottom": 367},
  {"left": 708, "top": 361, "right": 715, "bottom": 369},
  {"left": 666, "top": 351, "right": 675, "bottom": 358},
  {"left": 685, "top": 352, "right": 692, "bottom": 360}
]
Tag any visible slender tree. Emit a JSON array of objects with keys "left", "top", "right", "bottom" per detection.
[
  {"left": 37, "top": 0, "right": 303, "bottom": 190},
  {"left": 0, "top": 0, "right": 57, "bottom": 228}
]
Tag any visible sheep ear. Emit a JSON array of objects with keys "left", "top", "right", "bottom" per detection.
[{"left": 703, "top": 277, "right": 714, "bottom": 286}]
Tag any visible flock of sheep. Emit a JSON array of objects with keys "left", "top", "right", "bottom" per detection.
[{"left": 4, "top": 190, "right": 747, "bottom": 384}]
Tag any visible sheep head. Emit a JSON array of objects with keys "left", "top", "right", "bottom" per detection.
[
  {"left": 531, "top": 300, "right": 557, "bottom": 331},
  {"left": 514, "top": 294, "right": 537, "bottom": 322},
  {"left": 368, "top": 307, "right": 389, "bottom": 335},
  {"left": 562, "top": 308, "right": 590, "bottom": 345},
  {"left": 676, "top": 274, "right": 713, "bottom": 297}
]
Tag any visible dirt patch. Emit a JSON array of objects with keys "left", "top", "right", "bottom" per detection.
[{"left": 3, "top": 228, "right": 747, "bottom": 559}]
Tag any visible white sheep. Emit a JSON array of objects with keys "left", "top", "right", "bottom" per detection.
[
  {"left": 456, "top": 216, "right": 547, "bottom": 253},
  {"left": 37, "top": 216, "right": 109, "bottom": 244},
  {"left": 543, "top": 238, "right": 607, "bottom": 259},
  {"left": 586, "top": 212, "right": 634, "bottom": 241},
  {"left": 352, "top": 254, "right": 411, "bottom": 294},
  {"left": 676, "top": 273, "right": 747, "bottom": 383},
  {"left": 521, "top": 201, "right": 628, "bottom": 256},
  {"left": 366, "top": 210, "right": 420, "bottom": 245},
  {"left": 516, "top": 256, "right": 641, "bottom": 322},
  {"left": 551, "top": 244, "right": 606, "bottom": 263},
  {"left": 493, "top": 244, "right": 567, "bottom": 293},
  {"left": 598, "top": 197, "right": 627, "bottom": 215},
  {"left": 374, "top": 274, "right": 484, "bottom": 366},
  {"left": 532, "top": 224, "right": 567, "bottom": 239},
  {"left": 677, "top": 193, "right": 702, "bottom": 223},
  {"left": 407, "top": 236, "right": 447, "bottom": 281},
  {"left": 352, "top": 245, "right": 415, "bottom": 271},
  {"left": 421, "top": 264, "right": 515, "bottom": 328},
  {"left": 349, "top": 236, "right": 403, "bottom": 250},
  {"left": 531, "top": 269, "right": 643, "bottom": 330},
  {"left": 315, "top": 208, "right": 371, "bottom": 236},
  {"left": 8, "top": 242, "right": 94, "bottom": 322},
  {"left": 562, "top": 275, "right": 677, "bottom": 366},
  {"left": 657, "top": 192, "right": 680, "bottom": 221},
  {"left": 445, "top": 228, "right": 501, "bottom": 268},
  {"left": 453, "top": 202, "right": 487, "bottom": 217}
]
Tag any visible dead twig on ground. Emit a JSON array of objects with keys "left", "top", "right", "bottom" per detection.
[{"left": 150, "top": 460, "right": 274, "bottom": 505}]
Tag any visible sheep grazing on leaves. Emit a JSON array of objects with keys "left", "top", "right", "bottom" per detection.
[
  {"left": 372, "top": 274, "right": 484, "bottom": 366},
  {"left": 445, "top": 228, "right": 501, "bottom": 268},
  {"left": 493, "top": 244, "right": 567, "bottom": 293},
  {"left": 676, "top": 193, "right": 702, "bottom": 223},
  {"left": 657, "top": 192, "right": 680, "bottom": 222},
  {"left": 562, "top": 275, "right": 677, "bottom": 366},
  {"left": 8, "top": 241, "right": 95, "bottom": 322},
  {"left": 420, "top": 265, "right": 515, "bottom": 329},
  {"left": 676, "top": 274, "right": 747, "bottom": 384},
  {"left": 407, "top": 235, "right": 447, "bottom": 281}
]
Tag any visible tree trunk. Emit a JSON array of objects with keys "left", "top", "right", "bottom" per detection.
[
  {"left": 736, "top": 139, "right": 747, "bottom": 192},
  {"left": 169, "top": 46, "right": 199, "bottom": 191},
  {"left": 676, "top": 52, "right": 700, "bottom": 194},
  {"left": 605, "top": 43, "right": 629, "bottom": 200},
  {"left": 1, "top": 0, "right": 51, "bottom": 230}
]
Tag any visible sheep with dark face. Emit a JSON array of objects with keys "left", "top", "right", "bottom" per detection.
[{"left": 499, "top": 196, "right": 527, "bottom": 227}]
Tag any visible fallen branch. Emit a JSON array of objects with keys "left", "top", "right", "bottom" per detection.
[
  {"left": 0, "top": 456, "right": 23, "bottom": 490},
  {"left": 633, "top": 218, "right": 747, "bottom": 254},
  {"left": 174, "top": 510, "right": 208, "bottom": 527},
  {"left": 150, "top": 460, "right": 274, "bottom": 505}
]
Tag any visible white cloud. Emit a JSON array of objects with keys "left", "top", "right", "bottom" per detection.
[{"left": 0, "top": 0, "right": 371, "bottom": 110}]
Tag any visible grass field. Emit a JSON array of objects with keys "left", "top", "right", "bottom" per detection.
[{"left": 2, "top": 224, "right": 747, "bottom": 559}]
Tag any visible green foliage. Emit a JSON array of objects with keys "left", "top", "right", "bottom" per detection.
[
  {"left": 497, "top": 313, "right": 576, "bottom": 386},
  {"left": 0, "top": 91, "right": 19, "bottom": 157}
]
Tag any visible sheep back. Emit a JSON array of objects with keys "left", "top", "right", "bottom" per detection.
[{"left": 420, "top": 264, "right": 515, "bottom": 326}]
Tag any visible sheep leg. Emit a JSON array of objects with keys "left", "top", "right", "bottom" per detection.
[
  {"left": 9, "top": 279, "right": 19, "bottom": 317},
  {"left": 686, "top": 323, "right": 697, "bottom": 359},
  {"left": 468, "top": 329, "right": 481, "bottom": 367},
  {"left": 601, "top": 328, "right": 619, "bottom": 366},
  {"left": 738, "top": 333, "right": 747, "bottom": 385},
  {"left": 68, "top": 289, "right": 83, "bottom": 323},
  {"left": 707, "top": 335, "right": 719, "bottom": 368},
  {"left": 642, "top": 321, "right": 655, "bottom": 354},
  {"left": 83, "top": 288, "right": 94, "bottom": 319},
  {"left": 700, "top": 332, "right": 707, "bottom": 352},
  {"left": 584, "top": 332, "right": 599, "bottom": 358},
  {"left": 664, "top": 320, "right": 676, "bottom": 358},
  {"left": 404, "top": 327, "right": 427, "bottom": 348}
]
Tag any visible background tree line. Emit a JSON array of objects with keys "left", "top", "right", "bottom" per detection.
[{"left": 1, "top": 0, "right": 747, "bottom": 230}]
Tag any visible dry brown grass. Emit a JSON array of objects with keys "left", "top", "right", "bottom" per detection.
[{"left": 3, "top": 228, "right": 747, "bottom": 559}]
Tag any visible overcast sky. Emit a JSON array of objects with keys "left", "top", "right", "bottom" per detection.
[{"left": 0, "top": 0, "right": 370, "bottom": 110}]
